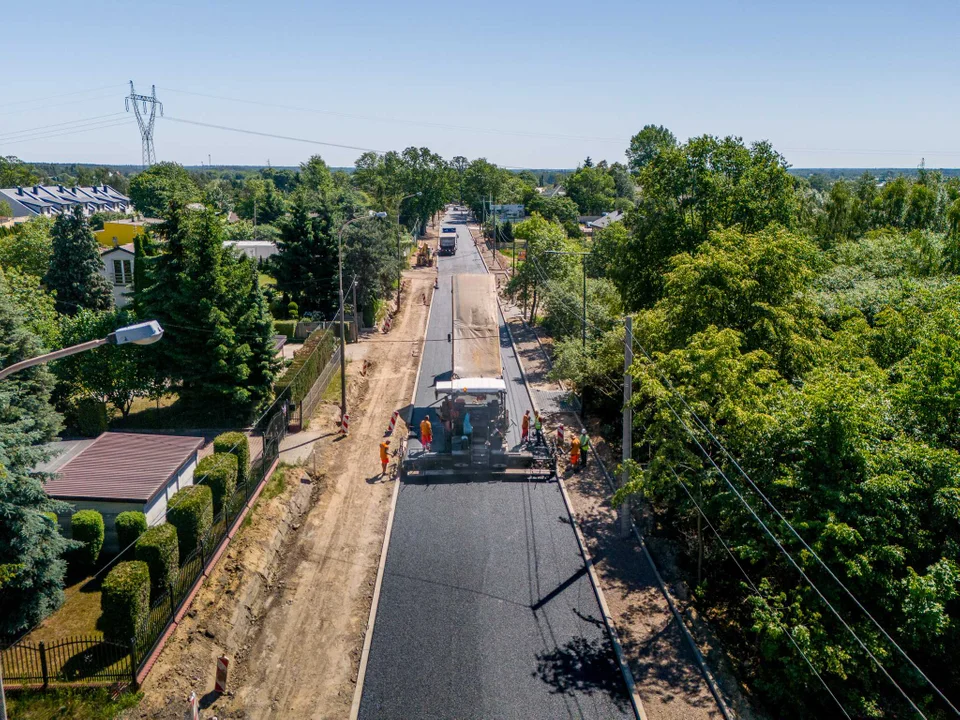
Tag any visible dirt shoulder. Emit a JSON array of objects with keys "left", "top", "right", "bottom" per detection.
[{"left": 124, "top": 269, "right": 435, "bottom": 720}]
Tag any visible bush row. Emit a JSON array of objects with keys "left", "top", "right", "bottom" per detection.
[
  {"left": 274, "top": 324, "right": 338, "bottom": 402},
  {"left": 212, "top": 432, "right": 250, "bottom": 488}
]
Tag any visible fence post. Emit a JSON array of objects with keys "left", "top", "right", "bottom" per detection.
[
  {"left": 129, "top": 637, "right": 138, "bottom": 689},
  {"left": 168, "top": 583, "right": 176, "bottom": 621},
  {"left": 38, "top": 641, "right": 48, "bottom": 689}
]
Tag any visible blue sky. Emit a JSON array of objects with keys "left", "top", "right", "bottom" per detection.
[{"left": 2, "top": 0, "right": 959, "bottom": 169}]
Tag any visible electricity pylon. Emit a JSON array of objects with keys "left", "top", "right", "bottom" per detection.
[{"left": 125, "top": 81, "right": 163, "bottom": 167}]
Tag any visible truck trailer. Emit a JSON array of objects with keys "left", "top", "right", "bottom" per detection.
[
  {"left": 402, "top": 273, "right": 556, "bottom": 480},
  {"left": 439, "top": 226, "right": 458, "bottom": 255}
]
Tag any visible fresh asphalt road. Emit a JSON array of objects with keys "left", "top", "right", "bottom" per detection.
[{"left": 358, "top": 210, "right": 634, "bottom": 720}]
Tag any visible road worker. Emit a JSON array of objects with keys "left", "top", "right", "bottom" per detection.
[
  {"left": 533, "top": 412, "right": 544, "bottom": 446},
  {"left": 556, "top": 424, "right": 565, "bottom": 451},
  {"left": 579, "top": 430, "right": 589, "bottom": 468},
  {"left": 521, "top": 410, "right": 531, "bottom": 444},
  {"left": 569, "top": 434, "right": 581, "bottom": 470},
  {"left": 420, "top": 415, "right": 433, "bottom": 452},
  {"left": 379, "top": 440, "right": 390, "bottom": 476}
]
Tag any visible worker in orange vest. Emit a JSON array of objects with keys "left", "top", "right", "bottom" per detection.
[
  {"left": 420, "top": 416, "right": 433, "bottom": 452},
  {"left": 379, "top": 440, "right": 390, "bottom": 476},
  {"left": 569, "top": 434, "right": 581, "bottom": 470},
  {"left": 521, "top": 410, "right": 531, "bottom": 444}
]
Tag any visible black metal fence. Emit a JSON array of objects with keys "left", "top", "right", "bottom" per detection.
[{"left": 2, "top": 412, "right": 285, "bottom": 690}]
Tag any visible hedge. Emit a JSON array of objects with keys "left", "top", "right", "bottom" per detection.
[
  {"left": 71, "top": 510, "right": 104, "bottom": 571},
  {"left": 167, "top": 485, "right": 213, "bottom": 560},
  {"left": 196, "top": 453, "right": 238, "bottom": 514},
  {"left": 135, "top": 523, "right": 179, "bottom": 599},
  {"left": 99, "top": 561, "right": 150, "bottom": 644},
  {"left": 213, "top": 432, "right": 250, "bottom": 488},
  {"left": 115, "top": 511, "right": 147, "bottom": 552},
  {"left": 275, "top": 320, "right": 296, "bottom": 339},
  {"left": 274, "top": 323, "right": 337, "bottom": 403},
  {"left": 76, "top": 398, "right": 108, "bottom": 437},
  {"left": 43, "top": 512, "right": 59, "bottom": 526}
]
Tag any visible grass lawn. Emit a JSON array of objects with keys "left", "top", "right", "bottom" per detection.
[
  {"left": 112, "top": 393, "right": 237, "bottom": 430},
  {"left": 259, "top": 271, "right": 277, "bottom": 286},
  {"left": 26, "top": 575, "right": 103, "bottom": 644},
  {"left": 243, "top": 462, "right": 291, "bottom": 527},
  {"left": 7, "top": 687, "right": 142, "bottom": 720},
  {"left": 321, "top": 362, "right": 346, "bottom": 403}
]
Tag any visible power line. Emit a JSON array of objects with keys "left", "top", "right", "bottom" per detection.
[
  {"left": 157, "top": 86, "right": 630, "bottom": 145},
  {"left": 0, "top": 91, "right": 122, "bottom": 119},
  {"left": 623, "top": 322, "right": 959, "bottom": 717},
  {"left": 0, "top": 85, "right": 126, "bottom": 110},
  {"left": 160, "top": 115, "right": 386, "bottom": 154},
  {"left": 0, "top": 119, "right": 135, "bottom": 147},
  {"left": 667, "top": 465, "right": 853, "bottom": 719},
  {"left": 0, "top": 113, "right": 128, "bottom": 140}
]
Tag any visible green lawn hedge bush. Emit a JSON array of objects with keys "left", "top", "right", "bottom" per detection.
[
  {"left": 115, "top": 511, "right": 147, "bottom": 553},
  {"left": 99, "top": 561, "right": 150, "bottom": 644},
  {"left": 274, "top": 320, "right": 296, "bottom": 339},
  {"left": 213, "top": 432, "right": 250, "bottom": 488},
  {"left": 196, "top": 453, "right": 238, "bottom": 515},
  {"left": 167, "top": 485, "right": 213, "bottom": 560},
  {"left": 71, "top": 510, "right": 104, "bottom": 571},
  {"left": 75, "top": 398, "right": 108, "bottom": 437},
  {"left": 135, "top": 523, "right": 179, "bottom": 599}
]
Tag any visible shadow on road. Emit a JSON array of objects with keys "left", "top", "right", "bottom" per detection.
[{"left": 533, "top": 635, "right": 631, "bottom": 711}]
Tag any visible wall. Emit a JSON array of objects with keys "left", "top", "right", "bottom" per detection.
[
  {"left": 94, "top": 221, "right": 147, "bottom": 248},
  {"left": 57, "top": 499, "right": 145, "bottom": 554},
  {"left": 99, "top": 248, "right": 134, "bottom": 308},
  {"left": 146, "top": 454, "right": 198, "bottom": 526}
]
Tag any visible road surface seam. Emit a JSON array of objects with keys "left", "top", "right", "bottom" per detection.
[
  {"left": 473, "top": 230, "right": 647, "bottom": 720},
  {"left": 349, "top": 265, "right": 438, "bottom": 720}
]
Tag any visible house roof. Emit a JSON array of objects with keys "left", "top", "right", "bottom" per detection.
[
  {"left": 100, "top": 243, "right": 135, "bottom": 256},
  {"left": 588, "top": 210, "right": 624, "bottom": 230},
  {"left": 0, "top": 185, "right": 130, "bottom": 217},
  {"left": 44, "top": 432, "right": 203, "bottom": 503}
]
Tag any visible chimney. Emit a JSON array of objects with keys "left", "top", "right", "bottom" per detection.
[
  {"left": 112, "top": 237, "right": 119, "bottom": 248},
  {"left": 58, "top": 184, "right": 64, "bottom": 192},
  {"left": 16, "top": 186, "right": 22, "bottom": 195}
]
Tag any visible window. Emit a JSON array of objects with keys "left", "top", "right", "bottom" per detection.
[{"left": 113, "top": 259, "right": 132, "bottom": 286}]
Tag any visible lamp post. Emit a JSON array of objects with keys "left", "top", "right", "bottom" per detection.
[
  {"left": 0, "top": 321, "right": 164, "bottom": 381},
  {"left": 338, "top": 212, "right": 387, "bottom": 423},
  {"left": 544, "top": 250, "right": 591, "bottom": 349},
  {"left": 397, "top": 192, "right": 422, "bottom": 310}
]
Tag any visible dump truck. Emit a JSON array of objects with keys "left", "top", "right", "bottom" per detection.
[
  {"left": 439, "top": 226, "right": 457, "bottom": 255},
  {"left": 402, "top": 273, "right": 556, "bottom": 480}
]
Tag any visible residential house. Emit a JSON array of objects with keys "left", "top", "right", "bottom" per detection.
[
  {"left": 587, "top": 210, "right": 624, "bottom": 232},
  {"left": 100, "top": 244, "right": 135, "bottom": 308},
  {"left": 44, "top": 432, "right": 203, "bottom": 553},
  {"left": 93, "top": 217, "right": 163, "bottom": 249},
  {"left": 0, "top": 185, "right": 130, "bottom": 222}
]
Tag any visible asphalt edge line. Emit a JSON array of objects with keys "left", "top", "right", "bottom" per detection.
[
  {"left": 480, "top": 231, "right": 645, "bottom": 720},
  {"left": 349, "top": 262, "right": 438, "bottom": 720}
]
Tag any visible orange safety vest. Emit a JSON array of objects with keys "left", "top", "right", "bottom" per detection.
[
  {"left": 521, "top": 414, "right": 530, "bottom": 431},
  {"left": 379, "top": 443, "right": 390, "bottom": 462},
  {"left": 420, "top": 418, "right": 432, "bottom": 440}
]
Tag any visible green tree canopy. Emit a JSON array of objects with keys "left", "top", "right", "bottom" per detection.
[
  {"left": 128, "top": 162, "right": 200, "bottom": 217},
  {"left": 0, "top": 216, "right": 53, "bottom": 277},
  {"left": 626, "top": 124, "right": 677, "bottom": 173},
  {"left": 45, "top": 206, "right": 113, "bottom": 315}
]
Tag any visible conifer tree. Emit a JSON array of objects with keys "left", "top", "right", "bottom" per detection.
[
  {"left": 272, "top": 191, "right": 339, "bottom": 314},
  {"left": 0, "top": 272, "right": 72, "bottom": 634},
  {"left": 45, "top": 205, "right": 113, "bottom": 315},
  {"left": 237, "top": 265, "right": 280, "bottom": 413}
]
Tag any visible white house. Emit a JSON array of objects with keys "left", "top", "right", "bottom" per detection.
[
  {"left": 100, "top": 243, "right": 135, "bottom": 308},
  {"left": 225, "top": 240, "right": 278, "bottom": 262},
  {"left": 44, "top": 432, "right": 203, "bottom": 552}
]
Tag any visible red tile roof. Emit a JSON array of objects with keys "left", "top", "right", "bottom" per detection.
[{"left": 44, "top": 432, "right": 203, "bottom": 503}]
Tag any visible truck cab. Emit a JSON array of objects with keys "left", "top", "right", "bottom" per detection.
[{"left": 439, "top": 227, "right": 457, "bottom": 255}]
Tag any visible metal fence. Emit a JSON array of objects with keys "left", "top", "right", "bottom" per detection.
[
  {"left": 294, "top": 345, "right": 342, "bottom": 428},
  {"left": 1, "top": 411, "right": 286, "bottom": 691}
]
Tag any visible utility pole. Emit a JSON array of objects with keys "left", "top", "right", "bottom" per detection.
[
  {"left": 125, "top": 81, "right": 163, "bottom": 167},
  {"left": 621, "top": 315, "right": 633, "bottom": 538},
  {"left": 352, "top": 276, "right": 359, "bottom": 332},
  {"left": 544, "top": 250, "right": 591, "bottom": 349}
]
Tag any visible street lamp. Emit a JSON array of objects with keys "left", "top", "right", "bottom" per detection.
[
  {"left": 397, "top": 192, "right": 422, "bottom": 310},
  {"left": 543, "top": 250, "right": 591, "bottom": 349},
  {"left": 337, "top": 212, "right": 388, "bottom": 423},
  {"left": 0, "top": 321, "right": 164, "bottom": 381}
]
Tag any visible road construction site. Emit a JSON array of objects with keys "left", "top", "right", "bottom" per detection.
[{"left": 355, "top": 208, "right": 636, "bottom": 719}]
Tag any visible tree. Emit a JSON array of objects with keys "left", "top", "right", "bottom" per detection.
[
  {"left": 236, "top": 267, "right": 280, "bottom": 413},
  {"left": 0, "top": 155, "right": 40, "bottom": 188},
  {"left": 0, "top": 271, "right": 71, "bottom": 634},
  {"left": 299, "top": 155, "right": 334, "bottom": 199},
  {"left": 0, "top": 200, "right": 11, "bottom": 218},
  {"left": 341, "top": 216, "right": 401, "bottom": 324},
  {"left": 128, "top": 162, "right": 199, "bottom": 217},
  {"left": 0, "top": 267, "right": 59, "bottom": 349},
  {"left": 45, "top": 206, "right": 113, "bottom": 315},
  {"left": 55, "top": 308, "right": 155, "bottom": 418},
  {"left": 565, "top": 165, "right": 616, "bottom": 215},
  {"left": 608, "top": 162, "right": 636, "bottom": 202},
  {"left": 626, "top": 124, "right": 677, "bottom": 173},
  {"left": 451, "top": 155, "right": 468, "bottom": 204},
  {"left": 0, "top": 216, "right": 53, "bottom": 277},
  {"left": 138, "top": 205, "right": 274, "bottom": 419},
  {"left": 272, "top": 191, "right": 339, "bottom": 314},
  {"left": 506, "top": 214, "right": 569, "bottom": 322}
]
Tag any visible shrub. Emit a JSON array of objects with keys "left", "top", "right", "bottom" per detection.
[
  {"left": 275, "top": 320, "right": 296, "bottom": 339},
  {"left": 135, "top": 523, "right": 179, "bottom": 599},
  {"left": 167, "top": 485, "right": 213, "bottom": 560},
  {"left": 287, "top": 300, "right": 299, "bottom": 319},
  {"left": 76, "top": 398, "right": 108, "bottom": 437},
  {"left": 99, "top": 561, "right": 150, "bottom": 644},
  {"left": 196, "top": 453, "right": 238, "bottom": 514},
  {"left": 213, "top": 432, "right": 250, "bottom": 488},
  {"left": 115, "top": 511, "right": 147, "bottom": 552},
  {"left": 42, "top": 512, "right": 59, "bottom": 526},
  {"left": 71, "top": 510, "right": 104, "bottom": 571}
]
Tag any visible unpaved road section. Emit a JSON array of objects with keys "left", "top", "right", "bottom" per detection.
[{"left": 124, "top": 270, "right": 435, "bottom": 720}]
